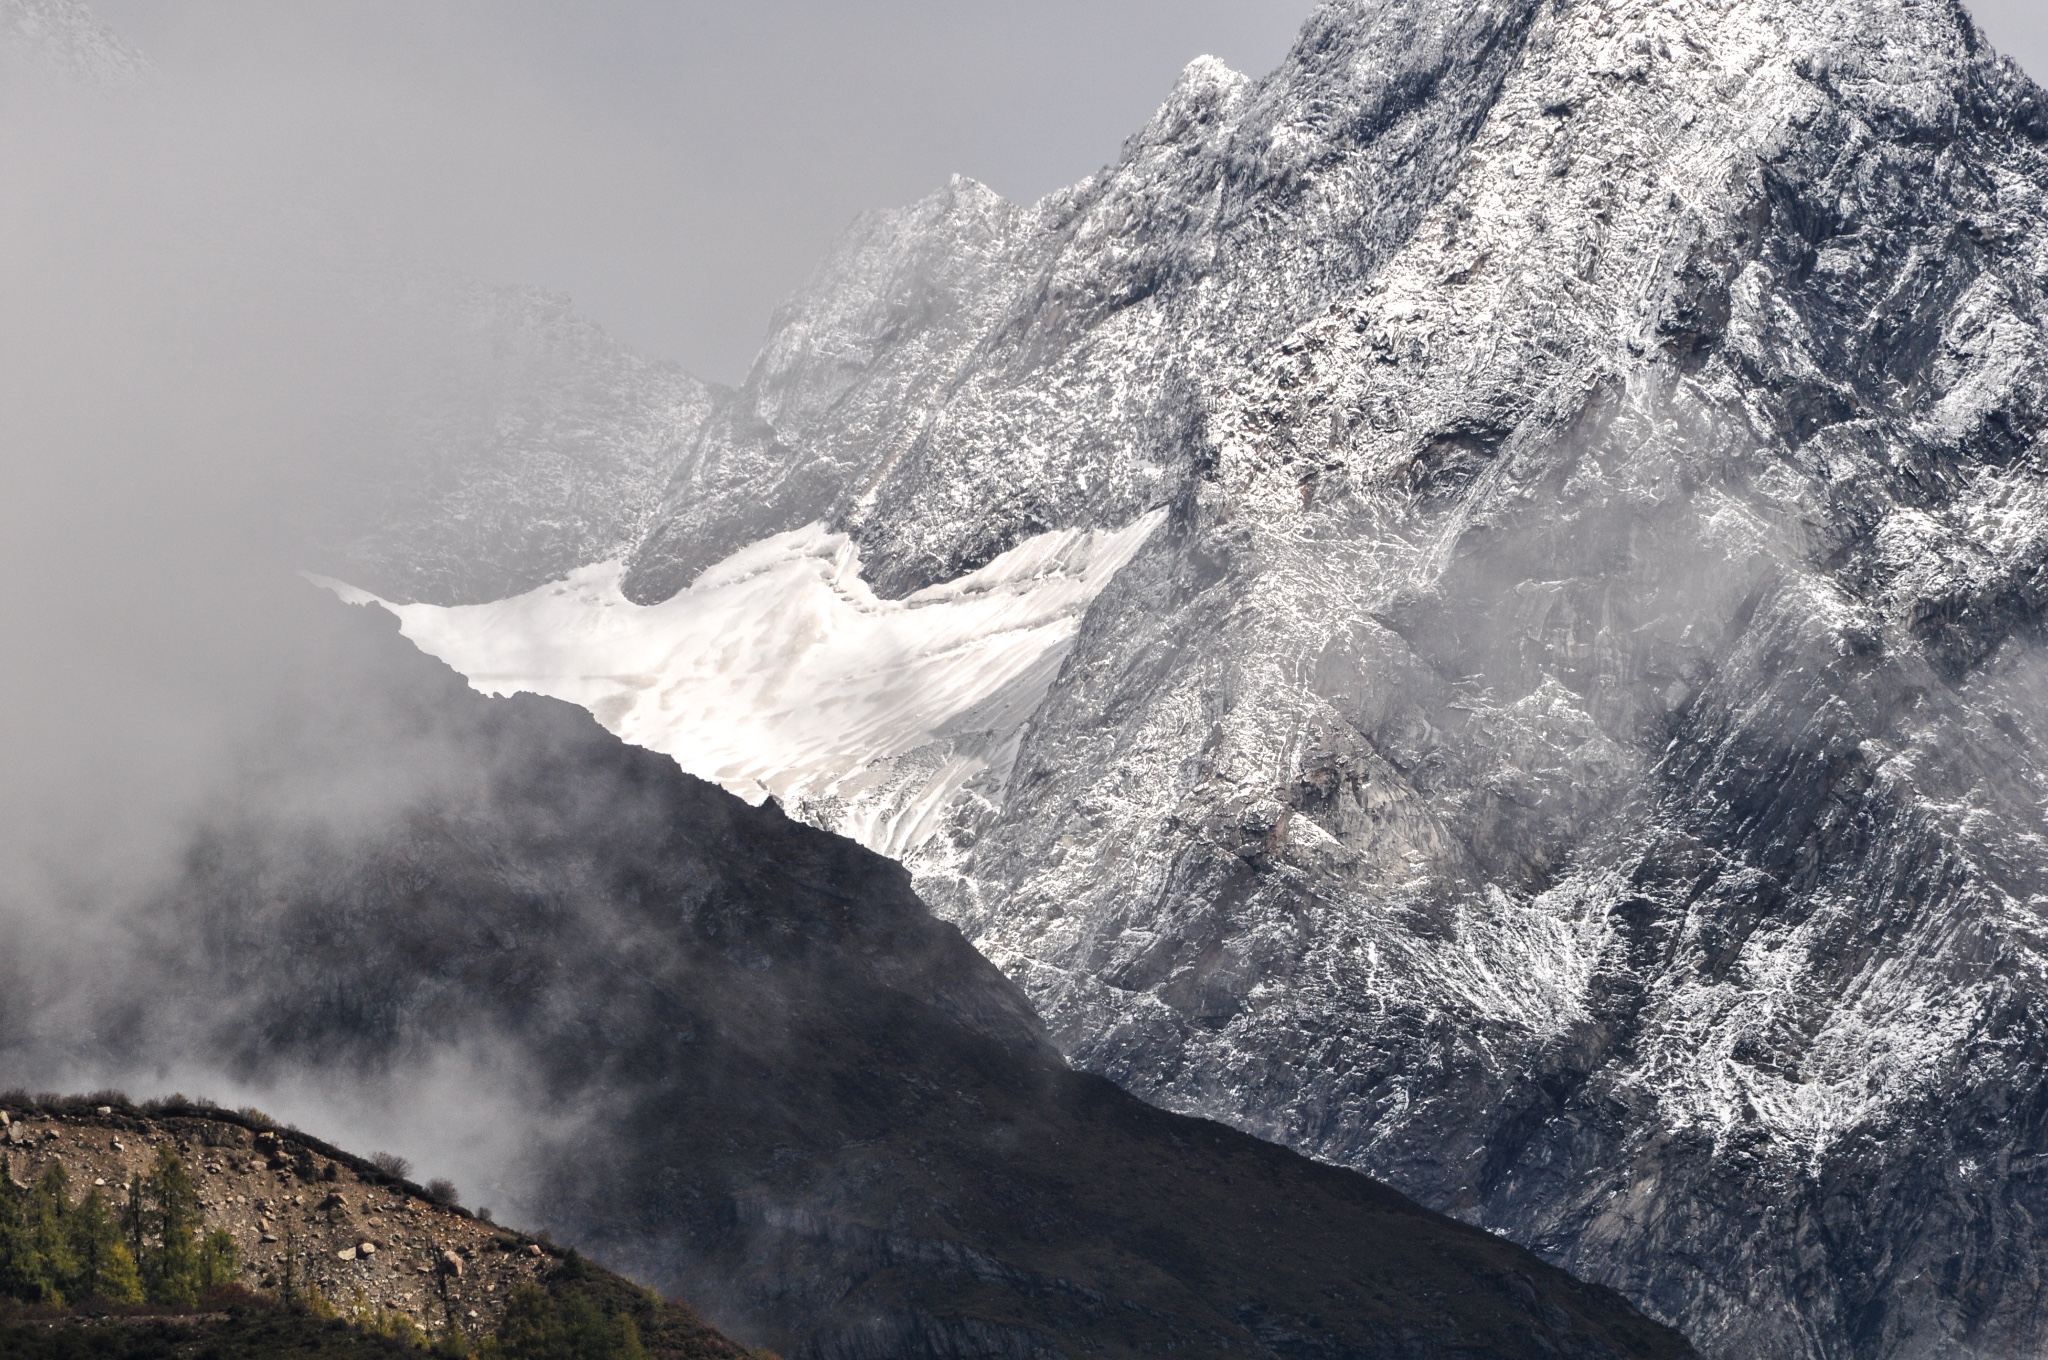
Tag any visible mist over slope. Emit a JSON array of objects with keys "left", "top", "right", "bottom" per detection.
[
  {"left": 330, "top": 2, "right": 2048, "bottom": 1359},
  {"left": 11, "top": 0, "right": 2048, "bottom": 1357},
  {"left": 0, "top": 593, "right": 1696, "bottom": 1360}
]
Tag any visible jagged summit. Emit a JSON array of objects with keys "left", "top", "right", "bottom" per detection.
[
  {"left": 321, "top": 1, "right": 2048, "bottom": 1357},
  {"left": 1123, "top": 54, "right": 1251, "bottom": 155}
]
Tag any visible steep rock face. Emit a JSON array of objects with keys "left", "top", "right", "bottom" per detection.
[
  {"left": 931, "top": 6, "right": 2048, "bottom": 1360},
  {"left": 0, "top": 598, "right": 1692, "bottom": 1360},
  {"left": 622, "top": 175, "right": 1035, "bottom": 603},
  {"left": 336, "top": 1, "right": 2048, "bottom": 1358},
  {"left": 620, "top": 1, "right": 1547, "bottom": 602}
]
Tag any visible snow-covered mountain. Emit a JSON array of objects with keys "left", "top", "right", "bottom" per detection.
[{"left": 334, "top": 2, "right": 2048, "bottom": 1358}]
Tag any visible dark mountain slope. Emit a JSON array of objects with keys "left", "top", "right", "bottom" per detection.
[{"left": 7, "top": 596, "right": 1693, "bottom": 1360}]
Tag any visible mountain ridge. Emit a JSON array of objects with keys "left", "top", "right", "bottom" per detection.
[{"left": 0, "top": 1092, "right": 754, "bottom": 1358}]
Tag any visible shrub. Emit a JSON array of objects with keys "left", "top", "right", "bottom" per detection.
[
  {"left": 483, "top": 1282, "right": 646, "bottom": 1360},
  {"left": 369, "top": 1152, "right": 412, "bottom": 1180},
  {"left": 351, "top": 1288, "right": 428, "bottom": 1346},
  {"left": 426, "top": 1179, "right": 459, "bottom": 1207}
]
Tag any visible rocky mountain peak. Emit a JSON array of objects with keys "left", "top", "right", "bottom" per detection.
[
  {"left": 320, "top": 1, "right": 2048, "bottom": 1356},
  {"left": 1123, "top": 53, "right": 1249, "bottom": 152}
]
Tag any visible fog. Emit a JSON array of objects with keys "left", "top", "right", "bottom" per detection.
[
  {"left": 0, "top": 0, "right": 1316, "bottom": 1195},
  {"left": 0, "top": 0, "right": 2042, "bottom": 1227}
]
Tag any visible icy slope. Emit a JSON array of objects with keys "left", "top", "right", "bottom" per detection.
[{"left": 324, "top": 510, "right": 1162, "bottom": 861}]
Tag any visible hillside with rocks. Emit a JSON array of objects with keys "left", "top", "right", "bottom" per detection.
[
  {"left": 0, "top": 1094, "right": 751, "bottom": 1359},
  {"left": 0, "top": 1097, "right": 757, "bottom": 1360}
]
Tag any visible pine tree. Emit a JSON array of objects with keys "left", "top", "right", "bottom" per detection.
[
  {"left": 27, "top": 1162, "right": 80, "bottom": 1302},
  {"left": 196, "top": 1226, "right": 239, "bottom": 1294},
  {"left": 0, "top": 1149, "right": 210, "bottom": 1311},
  {"left": 485, "top": 1281, "right": 647, "bottom": 1360},
  {"left": 120, "top": 1171, "right": 146, "bottom": 1265}
]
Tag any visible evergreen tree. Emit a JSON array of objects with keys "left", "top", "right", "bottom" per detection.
[
  {"left": 28, "top": 1162, "right": 80, "bottom": 1300},
  {"left": 65, "top": 1185, "right": 143, "bottom": 1304},
  {"left": 560, "top": 1294, "right": 644, "bottom": 1360},
  {"left": 489, "top": 1284, "right": 565, "bottom": 1359},
  {"left": 0, "top": 1156, "right": 56, "bottom": 1305},
  {"left": 486, "top": 1282, "right": 646, "bottom": 1360},
  {"left": 0, "top": 1149, "right": 213, "bottom": 1311},
  {"left": 196, "top": 1227, "right": 239, "bottom": 1294},
  {"left": 120, "top": 1171, "right": 146, "bottom": 1265},
  {"left": 140, "top": 1146, "right": 203, "bottom": 1306}
]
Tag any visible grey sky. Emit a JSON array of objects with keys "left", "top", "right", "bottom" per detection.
[
  {"left": 79, "top": 2, "right": 2048, "bottom": 383},
  {"left": 91, "top": 1, "right": 1320, "bottom": 384}
]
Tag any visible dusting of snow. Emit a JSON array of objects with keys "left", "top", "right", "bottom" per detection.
[{"left": 327, "top": 0, "right": 2048, "bottom": 1353}]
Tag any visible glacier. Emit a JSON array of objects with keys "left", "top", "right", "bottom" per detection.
[{"left": 320, "top": 509, "right": 1163, "bottom": 862}]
